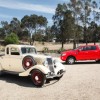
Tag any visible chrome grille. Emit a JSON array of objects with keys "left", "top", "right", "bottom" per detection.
[{"left": 47, "top": 58, "right": 54, "bottom": 72}]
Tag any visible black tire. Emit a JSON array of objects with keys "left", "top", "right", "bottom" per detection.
[
  {"left": 31, "top": 69, "right": 46, "bottom": 87},
  {"left": 66, "top": 56, "right": 75, "bottom": 64},
  {"left": 0, "top": 71, "right": 2, "bottom": 76}
]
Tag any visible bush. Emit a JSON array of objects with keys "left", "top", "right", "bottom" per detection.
[
  {"left": 5, "top": 33, "right": 19, "bottom": 45},
  {"left": 57, "top": 48, "right": 66, "bottom": 54},
  {"left": 42, "top": 47, "right": 49, "bottom": 53}
]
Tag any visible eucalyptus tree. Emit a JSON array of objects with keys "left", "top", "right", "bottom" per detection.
[
  {"left": 45, "top": 26, "right": 53, "bottom": 42},
  {"left": 10, "top": 18, "right": 22, "bottom": 38},
  {"left": 68, "top": 0, "right": 82, "bottom": 48},
  {"left": 91, "top": 1, "right": 100, "bottom": 44},
  {"left": 1, "top": 21, "right": 9, "bottom": 36},
  {"left": 52, "top": 3, "right": 75, "bottom": 48},
  {"left": 21, "top": 15, "right": 37, "bottom": 39},
  {"left": 21, "top": 14, "right": 47, "bottom": 44},
  {"left": 0, "top": 28, "right": 5, "bottom": 39},
  {"left": 79, "top": 0, "right": 91, "bottom": 44}
]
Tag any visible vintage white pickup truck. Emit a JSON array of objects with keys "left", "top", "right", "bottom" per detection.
[{"left": 0, "top": 44, "right": 65, "bottom": 87}]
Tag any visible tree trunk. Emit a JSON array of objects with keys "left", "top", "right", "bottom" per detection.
[
  {"left": 73, "top": 39, "right": 76, "bottom": 49},
  {"left": 61, "top": 41, "right": 64, "bottom": 49},
  {"left": 84, "top": 26, "right": 88, "bottom": 45}
]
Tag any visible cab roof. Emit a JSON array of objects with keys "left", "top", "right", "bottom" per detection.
[{"left": 6, "top": 44, "right": 35, "bottom": 48}]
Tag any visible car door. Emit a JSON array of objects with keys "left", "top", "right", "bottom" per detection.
[
  {"left": 87, "top": 46, "right": 99, "bottom": 60},
  {"left": 0, "top": 47, "right": 11, "bottom": 71},
  {"left": 76, "top": 46, "right": 90, "bottom": 60},
  {"left": 9, "top": 47, "right": 24, "bottom": 72}
]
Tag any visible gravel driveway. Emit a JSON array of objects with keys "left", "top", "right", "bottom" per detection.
[{"left": 0, "top": 61, "right": 100, "bottom": 100}]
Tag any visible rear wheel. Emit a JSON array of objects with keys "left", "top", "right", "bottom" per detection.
[
  {"left": 31, "top": 69, "right": 46, "bottom": 87},
  {"left": 66, "top": 57, "right": 75, "bottom": 64}
]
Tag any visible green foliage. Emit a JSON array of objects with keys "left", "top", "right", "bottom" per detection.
[
  {"left": 33, "top": 33, "right": 43, "bottom": 42},
  {"left": 42, "top": 47, "right": 49, "bottom": 53},
  {"left": 5, "top": 33, "right": 19, "bottom": 44},
  {"left": 52, "top": 3, "right": 75, "bottom": 48},
  {"left": 57, "top": 47, "right": 66, "bottom": 54}
]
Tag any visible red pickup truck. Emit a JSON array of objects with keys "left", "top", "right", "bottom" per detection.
[{"left": 61, "top": 45, "right": 100, "bottom": 64}]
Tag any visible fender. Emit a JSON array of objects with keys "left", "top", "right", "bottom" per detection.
[
  {"left": 54, "top": 61, "right": 66, "bottom": 74},
  {"left": 19, "top": 65, "right": 50, "bottom": 76}
]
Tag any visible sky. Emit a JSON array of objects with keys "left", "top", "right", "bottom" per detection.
[
  {"left": 0, "top": 0, "right": 69, "bottom": 26},
  {"left": 0, "top": 0, "right": 100, "bottom": 27}
]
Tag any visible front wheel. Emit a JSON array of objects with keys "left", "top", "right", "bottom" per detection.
[
  {"left": 31, "top": 69, "right": 46, "bottom": 87},
  {"left": 66, "top": 57, "right": 75, "bottom": 64}
]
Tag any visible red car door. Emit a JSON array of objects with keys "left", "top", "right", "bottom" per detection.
[
  {"left": 76, "top": 46, "right": 90, "bottom": 60},
  {"left": 87, "top": 46, "right": 99, "bottom": 60}
]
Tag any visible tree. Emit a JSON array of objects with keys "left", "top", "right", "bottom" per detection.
[
  {"left": 1, "top": 21, "right": 10, "bottom": 36},
  {"left": 68, "top": 0, "right": 82, "bottom": 48},
  {"left": 21, "top": 14, "right": 47, "bottom": 45},
  {"left": 0, "top": 28, "right": 5, "bottom": 39},
  {"left": 79, "top": 0, "right": 91, "bottom": 44},
  {"left": 5, "top": 33, "right": 19, "bottom": 44},
  {"left": 52, "top": 3, "right": 75, "bottom": 48},
  {"left": 91, "top": 1, "right": 100, "bottom": 44},
  {"left": 45, "top": 26, "right": 53, "bottom": 42},
  {"left": 10, "top": 18, "right": 22, "bottom": 37}
]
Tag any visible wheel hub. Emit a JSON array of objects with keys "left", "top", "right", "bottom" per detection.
[
  {"left": 26, "top": 62, "right": 30, "bottom": 66},
  {"left": 69, "top": 58, "right": 74, "bottom": 63},
  {"left": 35, "top": 76, "right": 39, "bottom": 81}
]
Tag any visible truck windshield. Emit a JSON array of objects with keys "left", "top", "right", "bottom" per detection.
[
  {"left": 74, "top": 46, "right": 81, "bottom": 50},
  {"left": 21, "top": 47, "right": 37, "bottom": 54}
]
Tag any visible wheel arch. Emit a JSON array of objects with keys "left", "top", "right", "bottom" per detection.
[
  {"left": 66, "top": 55, "right": 76, "bottom": 61},
  {"left": 19, "top": 65, "right": 50, "bottom": 76}
]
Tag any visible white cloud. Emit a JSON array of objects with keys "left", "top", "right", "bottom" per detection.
[
  {"left": 0, "top": 14, "right": 13, "bottom": 19},
  {"left": 0, "top": 0, "right": 55, "bottom": 14}
]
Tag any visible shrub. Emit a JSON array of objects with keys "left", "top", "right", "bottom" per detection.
[
  {"left": 5, "top": 33, "right": 19, "bottom": 45},
  {"left": 57, "top": 48, "right": 66, "bottom": 54},
  {"left": 42, "top": 47, "right": 49, "bottom": 53}
]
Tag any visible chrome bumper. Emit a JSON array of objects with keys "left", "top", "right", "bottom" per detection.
[{"left": 46, "top": 70, "right": 66, "bottom": 79}]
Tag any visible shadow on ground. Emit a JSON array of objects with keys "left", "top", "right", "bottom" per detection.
[
  {"left": 62, "top": 61, "right": 100, "bottom": 65},
  {"left": 0, "top": 73, "right": 59, "bottom": 88}
]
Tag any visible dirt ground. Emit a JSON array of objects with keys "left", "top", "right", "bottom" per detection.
[
  {"left": 32, "top": 42, "right": 100, "bottom": 51},
  {"left": 0, "top": 61, "right": 100, "bottom": 100}
]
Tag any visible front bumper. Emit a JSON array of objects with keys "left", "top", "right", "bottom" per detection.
[{"left": 46, "top": 70, "right": 66, "bottom": 79}]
